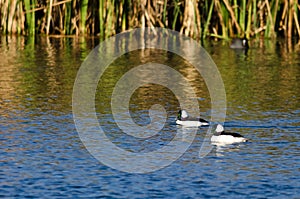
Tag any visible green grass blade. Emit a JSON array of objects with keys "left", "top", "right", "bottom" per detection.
[{"left": 80, "top": 0, "right": 89, "bottom": 34}]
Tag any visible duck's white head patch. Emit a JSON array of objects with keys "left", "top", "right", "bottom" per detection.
[
  {"left": 216, "top": 124, "right": 224, "bottom": 133},
  {"left": 181, "top": 110, "right": 189, "bottom": 119}
]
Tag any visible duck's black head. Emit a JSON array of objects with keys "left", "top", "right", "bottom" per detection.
[{"left": 177, "top": 110, "right": 182, "bottom": 120}]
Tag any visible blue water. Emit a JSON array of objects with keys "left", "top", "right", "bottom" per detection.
[{"left": 1, "top": 36, "right": 299, "bottom": 198}]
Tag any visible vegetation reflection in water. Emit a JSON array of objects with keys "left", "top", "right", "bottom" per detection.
[{"left": 0, "top": 36, "right": 95, "bottom": 115}]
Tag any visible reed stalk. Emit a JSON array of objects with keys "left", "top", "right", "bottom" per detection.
[
  {"left": 239, "top": 0, "right": 246, "bottom": 34},
  {"left": 106, "top": 0, "right": 115, "bottom": 37},
  {"left": 287, "top": 0, "right": 293, "bottom": 38},
  {"left": 222, "top": 0, "right": 241, "bottom": 36},
  {"left": 195, "top": 0, "right": 201, "bottom": 37},
  {"left": 1, "top": 0, "right": 9, "bottom": 33},
  {"left": 64, "top": 1, "right": 72, "bottom": 35},
  {"left": 80, "top": 0, "right": 89, "bottom": 34},
  {"left": 162, "top": 0, "right": 167, "bottom": 26},
  {"left": 46, "top": 0, "right": 53, "bottom": 35},
  {"left": 264, "top": 0, "right": 275, "bottom": 38},
  {"left": 246, "top": 1, "right": 252, "bottom": 38},
  {"left": 253, "top": 0, "right": 257, "bottom": 36},
  {"left": 99, "top": 0, "right": 104, "bottom": 37},
  {"left": 7, "top": 0, "right": 17, "bottom": 33},
  {"left": 216, "top": 0, "right": 227, "bottom": 38},
  {"left": 233, "top": 0, "right": 238, "bottom": 21},
  {"left": 24, "top": 0, "right": 34, "bottom": 35},
  {"left": 293, "top": 0, "right": 300, "bottom": 38},
  {"left": 172, "top": 0, "right": 181, "bottom": 30},
  {"left": 121, "top": 0, "right": 126, "bottom": 32},
  {"left": 203, "top": 0, "right": 214, "bottom": 39}
]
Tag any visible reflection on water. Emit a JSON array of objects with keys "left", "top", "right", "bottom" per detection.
[
  {"left": 204, "top": 40, "right": 300, "bottom": 126},
  {"left": 0, "top": 35, "right": 299, "bottom": 198},
  {"left": 0, "top": 36, "right": 96, "bottom": 114}
]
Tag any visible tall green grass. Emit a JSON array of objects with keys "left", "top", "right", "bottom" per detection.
[
  {"left": 0, "top": 0, "right": 300, "bottom": 40},
  {"left": 24, "top": 0, "right": 35, "bottom": 35}
]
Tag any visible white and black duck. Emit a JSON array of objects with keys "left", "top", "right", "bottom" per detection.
[
  {"left": 176, "top": 110, "right": 209, "bottom": 127},
  {"left": 211, "top": 124, "right": 248, "bottom": 144},
  {"left": 230, "top": 37, "right": 249, "bottom": 49}
]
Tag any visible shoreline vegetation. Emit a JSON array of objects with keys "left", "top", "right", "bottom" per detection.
[{"left": 1, "top": 0, "right": 300, "bottom": 41}]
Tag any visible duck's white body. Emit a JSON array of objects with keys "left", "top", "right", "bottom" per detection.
[
  {"left": 211, "top": 134, "right": 247, "bottom": 144},
  {"left": 176, "top": 110, "right": 209, "bottom": 127},
  {"left": 176, "top": 120, "right": 209, "bottom": 127},
  {"left": 211, "top": 124, "right": 248, "bottom": 144}
]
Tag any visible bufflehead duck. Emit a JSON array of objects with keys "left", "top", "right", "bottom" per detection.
[
  {"left": 230, "top": 38, "right": 249, "bottom": 49},
  {"left": 176, "top": 110, "right": 209, "bottom": 127},
  {"left": 211, "top": 124, "right": 248, "bottom": 144}
]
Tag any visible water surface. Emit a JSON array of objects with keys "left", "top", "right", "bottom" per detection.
[{"left": 0, "top": 36, "right": 299, "bottom": 198}]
